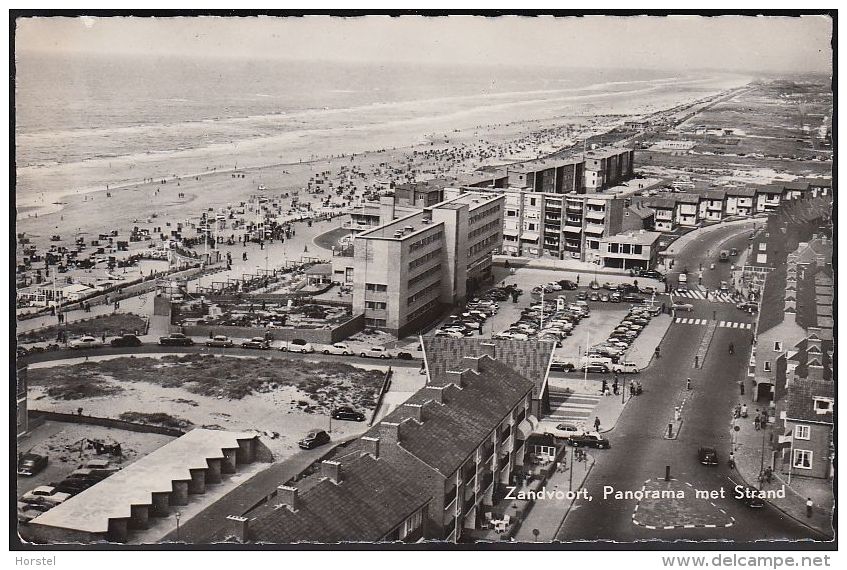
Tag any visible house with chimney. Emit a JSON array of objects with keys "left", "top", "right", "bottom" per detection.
[{"left": 774, "top": 328, "right": 834, "bottom": 480}]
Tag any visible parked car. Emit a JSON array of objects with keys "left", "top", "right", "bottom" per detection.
[
  {"left": 737, "top": 301, "right": 758, "bottom": 313},
  {"left": 321, "top": 342, "right": 352, "bottom": 355},
  {"left": 576, "top": 291, "right": 588, "bottom": 301},
  {"left": 70, "top": 336, "right": 103, "bottom": 349},
  {"left": 298, "top": 429, "right": 331, "bottom": 450},
  {"left": 734, "top": 484, "right": 765, "bottom": 508},
  {"left": 730, "top": 248, "right": 739, "bottom": 257},
  {"left": 436, "top": 330, "right": 465, "bottom": 339},
  {"left": 589, "top": 281, "right": 600, "bottom": 290},
  {"left": 361, "top": 346, "right": 392, "bottom": 359},
  {"left": 588, "top": 292, "right": 600, "bottom": 302},
  {"left": 612, "top": 362, "right": 639, "bottom": 374},
  {"left": 17, "top": 453, "right": 48, "bottom": 476},
  {"left": 110, "top": 334, "right": 142, "bottom": 348},
  {"left": 241, "top": 337, "right": 271, "bottom": 350},
  {"left": 568, "top": 432, "right": 611, "bottom": 449},
  {"left": 609, "top": 293, "right": 622, "bottom": 303},
  {"left": 558, "top": 280, "right": 579, "bottom": 290},
  {"left": 672, "top": 303, "right": 694, "bottom": 312},
  {"left": 698, "top": 446, "right": 719, "bottom": 465},
  {"left": 206, "top": 335, "right": 234, "bottom": 348},
  {"left": 331, "top": 407, "right": 366, "bottom": 422},
  {"left": 601, "top": 282, "right": 619, "bottom": 291},
  {"left": 622, "top": 293, "right": 644, "bottom": 303},
  {"left": 282, "top": 339, "right": 314, "bottom": 353},
  {"left": 158, "top": 333, "right": 195, "bottom": 346},
  {"left": 599, "top": 293, "right": 610, "bottom": 302},
  {"left": 543, "top": 423, "right": 584, "bottom": 439},
  {"left": 396, "top": 352, "right": 414, "bottom": 360},
  {"left": 635, "top": 269, "right": 665, "bottom": 281},
  {"left": 582, "top": 363, "right": 610, "bottom": 373},
  {"left": 549, "top": 360, "right": 575, "bottom": 372}
]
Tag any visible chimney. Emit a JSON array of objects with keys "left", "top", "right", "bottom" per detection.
[
  {"left": 320, "top": 460, "right": 342, "bottom": 484},
  {"left": 479, "top": 342, "right": 496, "bottom": 359},
  {"left": 277, "top": 485, "right": 299, "bottom": 512},
  {"left": 361, "top": 436, "right": 380, "bottom": 459},
  {"left": 462, "top": 355, "right": 484, "bottom": 373},
  {"left": 806, "top": 328, "right": 823, "bottom": 353},
  {"left": 226, "top": 515, "right": 249, "bottom": 543},
  {"left": 379, "top": 422, "right": 401, "bottom": 446},
  {"left": 445, "top": 369, "right": 473, "bottom": 387},
  {"left": 403, "top": 403, "right": 423, "bottom": 423},
  {"left": 379, "top": 196, "right": 396, "bottom": 223},
  {"left": 423, "top": 385, "right": 445, "bottom": 404}
]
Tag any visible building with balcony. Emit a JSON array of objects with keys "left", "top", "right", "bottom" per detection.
[
  {"left": 755, "top": 184, "right": 785, "bottom": 213},
  {"left": 352, "top": 191, "right": 504, "bottom": 337},
  {"left": 599, "top": 230, "right": 662, "bottom": 271},
  {"left": 647, "top": 197, "right": 678, "bottom": 232},
  {"left": 506, "top": 156, "right": 585, "bottom": 194},
  {"left": 698, "top": 189, "right": 726, "bottom": 222},
  {"left": 583, "top": 147, "right": 635, "bottom": 192},
  {"left": 725, "top": 187, "right": 756, "bottom": 217},
  {"left": 675, "top": 193, "right": 702, "bottom": 227}
]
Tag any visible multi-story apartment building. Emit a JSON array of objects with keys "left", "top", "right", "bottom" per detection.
[
  {"left": 583, "top": 147, "right": 635, "bottom": 192},
  {"left": 394, "top": 178, "right": 450, "bottom": 208},
  {"left": 351, "top": 192, "right": 504, "bottom": 337},
  {"left": 506, "top": 156, "right": 585, "bottom": 194}
]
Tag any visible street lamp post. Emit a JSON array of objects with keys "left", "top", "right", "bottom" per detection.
[{"left": 175, "top": 511, "right": 181, "bottom": 541}]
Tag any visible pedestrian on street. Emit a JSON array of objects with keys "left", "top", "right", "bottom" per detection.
[
  {"left": 601, "top": 379, "right": 608, "bottom": 395},
  {"left": 630, "top": 380, "right": 636, "bottom": 396},
  {"left": 806, "top": 498, "right": 814, "bottom": 518},
  {"left": 687, "top": 377, "right": 691, "bottom": 390},
  {"left": 594, "top": 416, "right": 601, "bottom": 432},
  {"left": 740, "top": 381, "right": 745, "bottom": 395},
  {"left": 754, "top": 416, "right": 761, "bottom": 430}
]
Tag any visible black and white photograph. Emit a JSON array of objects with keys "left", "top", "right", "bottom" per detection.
[{"left": 10, "top": 9, "right": 836, "bottom": 559}]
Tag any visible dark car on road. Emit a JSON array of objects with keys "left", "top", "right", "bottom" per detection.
[
  {"left": 737, "top": 301, "right": 758, "bottom": 313},
  {"left": 110, "top": 334, "right": 142, "bottom": 348},
  {"left": 558, "top": 279, "right": 579, "bottom": 290},
  {"left": 698, "top": 446, "right": 719, "bottom": 465},
  {"left": 158, "top": 333, "right": 195, "bottom": 346},
  {"left": 331, "top": 407, "right": 366, "bottom": 422},
  {"left": 241, "top": 337, "right": 271, "bottom": 350},
  {"left": 734, "top": 484, "right": 765, "bottom": 508},
  {"left": 568, "top": 433, "right": 611, "bottom": 449},
  {"left": 396, "top": 352, "right": 414, "bottom": 360},
  {"left": 298, "top": 429, "right": 331, "bottom": 450},
  {"left": 576, "top": 291, "right": 588, "bottom": 300},
  {"left": 17, "top": 453, "right": 48, "bottom": 476},
  {"left": 634, "top": 269, "right": 666, "bottom": 281}
]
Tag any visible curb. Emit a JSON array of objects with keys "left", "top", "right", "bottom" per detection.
[{"left": 553, "top": 456, "right": 596, "bottom": 538}]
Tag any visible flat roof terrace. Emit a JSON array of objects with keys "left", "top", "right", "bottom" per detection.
[{"left": 30, "top": 429, "right": 261, "bottom": 535}]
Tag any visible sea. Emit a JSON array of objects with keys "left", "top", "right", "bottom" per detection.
[{"left": 14, "top": 51, "right": 751, "bottom": 207}]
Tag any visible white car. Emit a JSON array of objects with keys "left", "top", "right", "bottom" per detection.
[
  {"left": 542, "top": 423, "right": 585, "bottom": 439},
  {"left": 361, "top": 346, "right": 392, "bottom": 359},
  {"left": 21, "top": 486, "right": 72, "bottom": 506},
  {"left": 70, "top": 336, "right": 103, "bottom": 349},
  {"left": 672, "top": 303, "right": 694, "bottom": 312},
  {"left": 436, "top": 329, "right": 466, "bottom": 339},
  {"left": 612, "top": 362, "right": 640, "bottom": 374},
  {"left": 281, "top": 339, "right": 314, "bottom": 353},
  {"left": 321, "top": 343, "right": 351, "bottom": 356}
]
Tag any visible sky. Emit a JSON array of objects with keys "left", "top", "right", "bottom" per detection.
[{"left": 15, "top": 14, "right": 833, "bottom": 74}]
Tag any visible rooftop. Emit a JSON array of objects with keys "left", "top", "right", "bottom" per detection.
[
  {"left": 30, "top": 429, "right": 260, "bottom": 534},
  {"left": 584, "top": 146, "right": 633, "bottom": 160},
  {"left": 356, "top": 211, "right": 434, "bottom": 241},
  {"left": 395, "top": 178, "right": 456, "bottom": 194},
  {"left": 244, "top": 453, "right": 430, "bottom": 544},
  {"left": 601, "top": 230, "right": 662, "bottom": 245},
  {"left": 725, "top": 187, "right": 757, "bottom": 197},
  {"left": 506, "top": 155, "right": 584, "bottom": 174},
  {"left": 786, "top": 378, "right": 834, "bottom": 425}
]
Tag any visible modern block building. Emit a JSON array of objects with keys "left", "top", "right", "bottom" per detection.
[
  {"left": 599, "top": 230, "right": 662, "bottom": 270},
  {"left": 351, "top": 191, "right": 504, "bottom": 337},
  {"left": 583, "top": 147, "right": 635, "bottom": 192}
]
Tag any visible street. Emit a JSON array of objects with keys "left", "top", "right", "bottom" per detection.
[{"left": 555, "top": 223, "right": 827, "bottom": 542}]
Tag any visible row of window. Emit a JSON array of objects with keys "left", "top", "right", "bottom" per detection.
[
  {"left": 409, "top": 230, "right": 443, "bottom": 252},
  {"left": 408, "top": 264, "right": 442, "bottom": 289},
  {"left": 468, "top": 204, "right": 501, "bottom": 226},
  {"left": 365, "top": 301, "right": 387, "bottom": 311},
  {"left": 606, "top": 243, "right": 644, "bottom": 255},
  {"left": 405, "top": 297, "right": 440, "bottom": 325},
  {"left": 409, "top": 248, "right": 442, "bottom": 271},
  {"left": 407, "top": 281, "right": 440, "bottom": 306},
  {"left": 468, "top": 219, "right": 500, "bottom": 240},
  {"left": 365, "top": 283, "right": 388, "bottom": 293},
  {"left": 364, "top": 317, "right": 387, "bottom": 327},
  {"left": 468, "top": 232, "right": 501, "bottom": 258}
]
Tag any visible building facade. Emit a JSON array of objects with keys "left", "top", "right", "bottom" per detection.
[{"left": 599, "top": 230, "right": 662, "bottom": 270}]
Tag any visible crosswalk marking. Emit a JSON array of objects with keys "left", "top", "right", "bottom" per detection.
[
  {"left": 674, "top": 318, "right": 752, "bottom": 330},
  {"left": 673, "top": 290, "right": 737, "bottom": 303},
  {"left": 547, "top": 390, "right": 600, "bottom": 423}
]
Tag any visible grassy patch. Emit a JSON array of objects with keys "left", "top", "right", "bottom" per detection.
[
  {"left": 28, "top": 361, "right": 125, "bottom": 400},
  {"left": 18, "top": 313, "right": 148, "bottom": 344},
  {"left": 29, "top": 354, "right": 384, "bottom": 410},
  {"left": 119, "top": 412, "right": 193, "bottom": 429}
]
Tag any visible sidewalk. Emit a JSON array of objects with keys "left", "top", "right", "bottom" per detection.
[
  {"left": 732, "top": 410, "right": 834, "bottom": 537},
  {"left": 626, "top": 313, "right": 672, "bottom": 370},
  {"left": 546, "top": 376, "right": 629, "bottom": 434},
  {"left": 513, "top": 453, "right": 596, "bottom": 542},
  {"left": 493, "top": 255, "right": 631, "bottom": 277}
]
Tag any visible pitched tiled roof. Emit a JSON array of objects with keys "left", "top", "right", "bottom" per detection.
[
  {"left": 244, "top": 453, "right": 430, "bottom": 544},
  {"left": 675, "top": 192, "right": 701, "bottom": 204},
  {"left": 794, "top": 264, "right": 819, "bottom": 330},
  {"left": 789, "top": 337, "right": 833, "bottom": 382},
  {"left": 786, "top": 378, "right": 834, "bottom": 424},
  {"left": 699, "top": 189, "right": 727, "bottom": 200},
  {"left": 648, "top": 197, "right": 677, "bottom": 209},
  {"left": 757, "top": 265, "right": 786, "bottom": 334},
  {"left": 755, "top": 183, "right": 785, "bottom": 195},
  {"left": 422, "top": 337, "right": 554, "bottom": 399},
  {"left": 726, "top": 187, "right": 756, "bottom": 197}
]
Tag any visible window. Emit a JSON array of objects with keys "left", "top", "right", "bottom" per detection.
[
  {"left": 609, "top": 243, "right": 620, "bottom": 254},
  {"left": 758, "top": 242, "right": 767, "bottom": 251},
  {"left": 365, "top": 301, "right": 387, "bottom": 310},
  {"left": 365, "top": 283, "right": 387, "bottom": 293},
  {"left": 400, "top": 510, "right": 423, "bottom": 539},
  {"left": 774, "top": 341, "right": 783, "bottom": 352},
  {"left": 633, "top": 245, "right": 643, "bottom": 255},
  {"left": 507, "top": 210, "right": 517, "bottom": 217},
  {"left": 764, "top": 361, "right": 772, "bottom": 372},
  {"left": 794, "top": 425, "right": 810, "bottom": 440},
  {"left": 621, "top": 244, "right": 631, "bottom": 254},
  {"left": 793, "top": 449, "right": 813, "bottom": 470},
  {"left": 364, "top": 318, "right": 386, "bottom": 327},
  {"left": 530, "top": 198, "right": 537, "bottom": 207},
  {"left": 814, "top": 399, "right": 832, "bottom": 413}
]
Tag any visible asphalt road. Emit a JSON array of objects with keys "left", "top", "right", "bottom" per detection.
[{"left": 556, "top": 223, "right": 828, "bottom": 543}]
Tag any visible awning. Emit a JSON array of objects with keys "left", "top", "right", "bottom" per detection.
[
  {"left": 586, "top": 210, "right": 605, "bottom": 220},
  {"left": 502, "top": 228, "right": 519, "bottom": 237},
  {"left": 563, "top": 225, "right": 583, "bottom": 234},
  {"left": 584, "top": 224, "right": 605, "bottom": 235},
  {"left": 521, "top": 232, "right": 539, "bottom": 242},
  {"left": 586, "top": 198, "right": 607, "bottom": 206},
  {"left": 516, "top": 417, "right": 535, "bottom": 441}
]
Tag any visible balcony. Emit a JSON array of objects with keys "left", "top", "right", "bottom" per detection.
[{"left": 444, "top": 494, "right": 457, "bottom": 513}]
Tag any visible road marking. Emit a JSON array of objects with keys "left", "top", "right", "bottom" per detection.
[
  {"left": 683, "top": 524, "right": 696, "bottom": 529},
  {"left": 719, "top": 320, "right": 726, "bottom": 327},
  {"left": 704, "top": 524, "right": 717, "bottom": 529}
]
